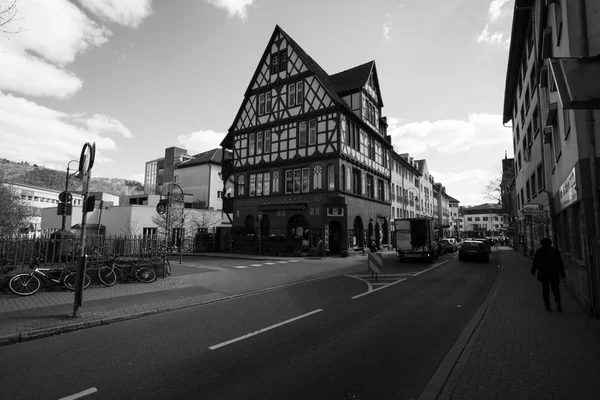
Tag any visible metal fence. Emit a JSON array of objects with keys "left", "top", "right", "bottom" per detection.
[{"left": 0, "top": 235, "right": 169, "bottom": 272}]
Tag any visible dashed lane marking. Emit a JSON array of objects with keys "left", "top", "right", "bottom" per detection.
[
  {"left": 249, "top": 264, "right": 263, "bottom": 267},
  {"left": 58, "top": 387, "right": 98, "bottom": 400},
  {"left": 209, "top": 309, "right": 323, "bottom": 350},
  {"left": 264, "top": 262, "right": 277, "bottom": 265},
  {"left": 233, "top": 266, "right": 248, "bottom": 269}
]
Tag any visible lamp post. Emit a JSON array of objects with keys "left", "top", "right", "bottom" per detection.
[
  {"left": 160, "top": 182, "right": 184, "bottom": 272},
  {"left": 61, "top": 160, "right": 80, "bottom": 231},
  {"left": 257, "top": 211, "right": 263, "bottom": 255}
]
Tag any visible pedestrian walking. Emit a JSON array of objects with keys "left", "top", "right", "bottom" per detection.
[{"left": 530, "top": 238, "right": 567, "bottom": 312}]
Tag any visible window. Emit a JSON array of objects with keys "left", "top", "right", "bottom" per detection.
[
  {"left": 346, "top": 166, "right": 351, "bottom": 192},
  {"left": 294, "top": 169, "right": 301, "bottom": 193},
  {"left": 298, "top": 121, "right": 307, "bottom": 147},
  {"left": 258, "top": 94, "right": 265, "bottom": 115},
  {"left": 296, "top": 81, "right": 304, "bottom": 105},
  {"left": 264, "top": 129, "right": 271, "bottom": 153},
  {"left": 366, "top": 175, "right": 374, "bottom": 198},
  {"left": 272, "top": 171, "right": 280, "bottom": 193},
  {"left": 341, "top": 166, "right": 346, "bottom": 191},
  {"left": 467, "top": 217, "right": 472, "bottom": 221},
  {"left": 288, "top": 84, "right": 296, "bottom": 107},
  {"left": 308, "top": 119, "right": 316, "bottom": 145},
  {"left": 552, "top": 114, "right": 561, "bottom": 161},
  {"left": 302, "top": 168, "right": 309, "bottom": 193},
  {"left": 375, "top": 143, "right": 382, "bottom": 165},
  {"left": 249, "top": 174, "right": 256, "bottom": 196},
  {"left": 237, "top": 175, "right": 245, "bottom": 196},
  {"left": 285, "top": 170, "right": 293, "bottom": 194},
  {"left": 256, "top": 132, "right": 263, "bottom": 155},
  {"left": 266, "top": 92, "right": 272, "bottom": 113},
  {"left": 249, "top": 133, "right": 255, "bottom": 156},
  {"left": 531, "top": 171, "right": 537, "bottom": 197},
  {"left": 555, "top": 0, "right": 563, "bottom": 45},
  {"left": 327, "top": 165, "right": 335, "bottom": 191},
  {"left": 217, "top": 191, "right": 222, "bottom": 199},
  {"left": 256, "top": 173, "right": 263, "bottom": 196},
  {"left": 483, "top": 217, "right": 488, "bottom": 221},
  {"left": 526, "top": 180, "right": 531, "bottom": 201},
  {"left": 271, "top": 53, "right": 280, "bottom": 74},
  {"left": 377, "top": 179, "right": 384, "bottom": 200},
  {"left": 537, "top": 164, "right": 544, "bottom": 190},
  {"left": 352, "top": 168, "right": 361, "bottom": 195},
  {"left": 475, "top": 217, "right": 480, "bottom": 221},
  {"left": 279, "top": 50, "right": 287, "bottom": 72},
  {"left": 313, "top": 165, "right": 323, "bottom": 189},
  {"left": 533, "top": 108, "right": 539, "bottom": 136}
]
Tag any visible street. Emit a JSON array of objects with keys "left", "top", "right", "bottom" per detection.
[{"left": 0, "top": 252, "right": 497, "bottom": 400}]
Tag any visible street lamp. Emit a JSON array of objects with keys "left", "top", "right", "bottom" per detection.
[
  {"left": 61, "top": 160, "right": 80, "bottom": 231},
  {"left": 257, "top": 211, "right": 263, "bottom": 255},
  {"left": 160, "top": 182, "right": 184, "bottom": 271}
]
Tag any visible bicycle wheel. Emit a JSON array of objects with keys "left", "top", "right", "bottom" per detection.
[
  {"left": 135, "top": 267, "right": 156, "bottom": 283},
  {"left": 63, "top": 272, "right": 92, "bottom": 291},
  {"left": 9, "top": 274, "right": 41, "bottom": 296},
  {"left": 164, "top": 259, "right": 171, "bottom": 276},
  {"left": 97, "top": 266, "right": 117, "bottom": 286}
]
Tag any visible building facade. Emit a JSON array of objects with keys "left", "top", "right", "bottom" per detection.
[
  {"left": 144, "top": 147, "right": 191, "bottom": 195},
  {"left": 221, "top": 25, "right": 393, "bottom": 255},
  {"left": 174, "top": 148, "right": 224, "bottom": 210},
  {"left": 415, "top": 159, "right": 435, "bottom": 219},
  {"left": 390, "top": 150, "right": 422, "bottom": 220},
  {"left": 461, "top": 203, "right": 504, "bottom": 238},
  {"left": 503, "top": 0, "right": 600, "bottom": 314}
]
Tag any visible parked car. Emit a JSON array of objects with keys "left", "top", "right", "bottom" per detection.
[
  {"left": 440, "top": 238, "right": 458, "bottom": 253},
  {"left": 458, "top": 240, "right": 490, "bottom": 262}
]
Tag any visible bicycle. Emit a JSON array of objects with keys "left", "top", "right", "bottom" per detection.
[
  {"left": 97, "top": 256, "right": 157, "bottom": 286},
  {"left": 8, "top": 256, "right": 91, "bottom": 296}
]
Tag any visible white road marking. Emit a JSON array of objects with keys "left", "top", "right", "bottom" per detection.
[
  {"left": 209, "top": 309, "right": 323, "bottom": 350},
  {"left": 249, "top": 264, "right": 262, "bottom": 267},
  {"left": 345, "top": 274, "right": 374, "bottom": 293},
  {"left": 58, "top": 387, "right": 98, "bottom": 400},
  {"left": 288, "top": 260, "right": 299, "bottom": 263},
  {"left": 413, "top": 260, "right": 449, "bottom": 276},
  {"left": 351, "top": 273, "right": 415, "bottom": 278},
  {"left": 264, "top": 262, "right": 276, "bottom": 265},
  {"left": 276, "top": 261, "right": 288, "bottom": 264},
  {"left": 351, "top": 278, "right": 408, "bottom": 299},
  {"left": 233, "top": 266, "right": 248, "bottom": 269}
]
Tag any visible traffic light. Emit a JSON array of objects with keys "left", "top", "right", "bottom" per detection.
[
  {"left": 57, "top": 202, "right": 73, "bottom": 216},
  {"left": 84, "top": 196, "right": 96, "bottom": 213}
]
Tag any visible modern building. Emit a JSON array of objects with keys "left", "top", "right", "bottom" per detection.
[
  {"left": 461, "top": 203, "right": 504, "bottom": 238},
  {"left": 3, "top": 182, "right": 84, "bottom": 236},
  {"left": 220, "top": 25, "right": 393, "bottom": 255},
  {"left": 174, "top": 148, "right": 223, "bottom": 210},
  {"left": 144, "top": 147, "right": 192, "bottom": 195},
  {"left": 503, "top": 0, "right": 600, "bottom": 314}
]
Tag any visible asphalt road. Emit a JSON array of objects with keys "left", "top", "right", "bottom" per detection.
[{"left": 0, "top": 252, "right": 498, "bottom": 400}]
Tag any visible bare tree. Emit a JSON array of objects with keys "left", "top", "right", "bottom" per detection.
[
  {"left": 0, "top": 0, "right": 21, "bottom": 36},
  {"left": 0, "top": 171, "right": 35, "bottom": 237},
  {"left": 189, "top": 208, "right": 222, "bottom": 231},
  {"left": 482, "top": 165, "right": 503, "bottom": 205},
  {"left": 121, "top": 216, "right": 141, "bottom": 237}
]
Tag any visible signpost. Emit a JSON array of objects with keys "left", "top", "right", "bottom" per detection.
[{"left": 72, "top": 142, "right": 95, "bottom": 318}]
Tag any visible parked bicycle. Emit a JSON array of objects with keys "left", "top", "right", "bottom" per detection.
[
  {"left": 8, "top": 256, "right": 91, "bottom": 296},
  {"left": 97, "top": 256, "right": 157, "bottom": 286}
]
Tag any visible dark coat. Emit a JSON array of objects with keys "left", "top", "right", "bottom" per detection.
[{"left": 531, "top": 245, "right": 566, "bottom": 282}]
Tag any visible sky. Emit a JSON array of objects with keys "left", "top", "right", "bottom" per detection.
[{"left": 0, "top": 0, "right": 515, "bottom": 206}]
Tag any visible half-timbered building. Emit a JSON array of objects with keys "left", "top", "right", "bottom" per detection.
[{"left": 221, "top": 25, "right": 392, "bottom": 255}]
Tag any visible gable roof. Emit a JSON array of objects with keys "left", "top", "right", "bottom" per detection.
[
  {"left": 176, "top": 148, "right": 222, "bottom": 169},
  {"left": 329, "top": 61, "right": 384, "bottom": 107}
]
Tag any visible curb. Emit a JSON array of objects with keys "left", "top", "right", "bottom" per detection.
[
  {"left": 0, "top": 269, "right": 360, "bottom": 347},
  {"left": 417, "top": 248, "right": 504, "bottom": 400}
]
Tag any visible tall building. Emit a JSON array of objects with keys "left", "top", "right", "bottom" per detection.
[
  {"left": 503, "top": 0, "right": 600, "bottom": 314},
  {"left": 220, "top": 25, "right": 393, "bottom": 254},
  {"left": 144, "top": 147, "right": 191, "bottom": 194}
]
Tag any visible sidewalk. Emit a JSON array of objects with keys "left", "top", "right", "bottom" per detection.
[
  {"left": 437, "top": 247, "right": 600, "bottom": 400},
  {"left": 0, "top": 253, "right": 373, "bottom": 346}
]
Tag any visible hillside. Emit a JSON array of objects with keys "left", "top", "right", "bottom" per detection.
[{"left": 0, "top": 158, "right": 145, "bottom": 196}]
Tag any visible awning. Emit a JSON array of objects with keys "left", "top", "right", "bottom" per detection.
[{"left": 549, "top": 56, "right": 600, "bottom": 110}]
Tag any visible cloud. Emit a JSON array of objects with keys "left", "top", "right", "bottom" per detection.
[
  {"left": 83, "top": 113, "right": 133, "bottom": 138},
  {"left": 205, "top": 0, "right": 254, "bottom": 20},
  {"left": 397, "top": 4, "right": 404, "bottom": 9},
  {"left": 388, "top": 114, "right": 512, "bottom": 206},
  {"left": 476, "top": 24, "right": 506, "bottom": 46},
  {"left": 388, "top": 113, "right": 512, "bottom": 155},
  {"left": 382, "top": 21, "right": 392, "bottom": 41},
  {"left": 488, "top": 0, "right": 510, "bottom": 22},
  {"left": 176, "top": 129, "right": 226, "bottom": 154},
  {"left": 77, "top": 0, "right": 153, "bottom": 28},
  {"left": 0, "top": 0, "right": 112, "bottom": 98},
  {"left": 0, "top": 92, "right": 132, "bottom": 169}
]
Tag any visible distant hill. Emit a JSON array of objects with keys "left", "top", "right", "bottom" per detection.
[{"left": 0, "top": 158, "right": 145, "bottom": 196}]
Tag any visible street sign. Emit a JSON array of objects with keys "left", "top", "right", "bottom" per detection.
[
  {"left": 58, "top": 191, "right": 72, "bottom": 203},
  {"left": 156, "top": 200, "right": 167, "bottom": 215}
]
